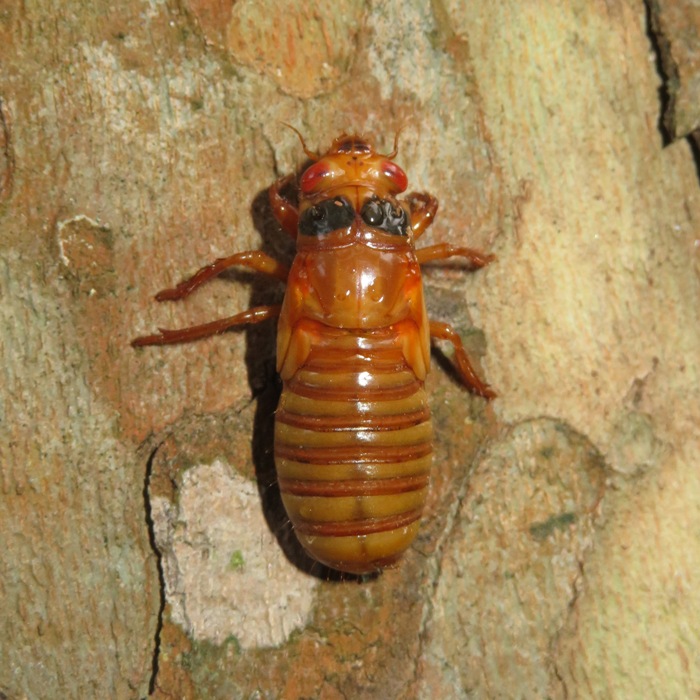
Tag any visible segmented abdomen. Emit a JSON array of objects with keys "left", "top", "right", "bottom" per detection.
[{"left": 274, "top": 327, "right": 433, "bottom": 573}]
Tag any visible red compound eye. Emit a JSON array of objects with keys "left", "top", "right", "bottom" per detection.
[
  {"left": 300, "top": 162, "right": 332, "bottom": 193},
  {"left": 381, "top": 160, "right": 407, "bottom": 193}
]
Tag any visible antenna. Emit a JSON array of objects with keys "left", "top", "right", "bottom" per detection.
[{"left": 280, "top": 123, "right": 319, "bottom": 161}]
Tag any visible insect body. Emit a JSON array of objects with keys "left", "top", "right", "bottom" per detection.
[{"left": 133, "top": 132, "right": 495, "bottom": 574}]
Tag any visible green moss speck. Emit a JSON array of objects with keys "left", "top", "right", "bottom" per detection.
[
  {"left": 529, "top": 511, "right": 576, "bottom": 540},
  {"left": 228, "top": 550, "right": 245, "bottom": 570},
  {"left": 222, "top": 634, "right": 241, "bottom": 653}
]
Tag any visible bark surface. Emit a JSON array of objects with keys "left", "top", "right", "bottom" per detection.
[{"left": 1, "top": 1, "right": 699, "bottom": 698}]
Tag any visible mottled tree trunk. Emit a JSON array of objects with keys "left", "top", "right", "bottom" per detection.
[{"left": 2, "top": 1, "right": 699, "bottom": 698}]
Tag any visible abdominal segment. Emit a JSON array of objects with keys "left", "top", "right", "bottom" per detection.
[{"left": 274, "top": 329, "right": 433, "bottom": 574}]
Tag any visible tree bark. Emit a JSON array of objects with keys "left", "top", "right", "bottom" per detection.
[{"left": 1, "top": 1, "right": 699, "bottom": 698}]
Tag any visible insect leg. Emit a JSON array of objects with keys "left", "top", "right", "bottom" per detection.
[
  {"left": 429, "top": 320, "right": 496, "bottom": 399},
  {"left": 405, "top": 192, "right": 438, "bottom": 238},
  {"left": 269, "top": 175, "right": 299, "bottom": 239},
  {"left": 132, "top": 305, "right": 282, "bottom": 347},
  {"left": 416, "top": 243, "right": 495, "bottom": 269},
  {"left": 154, "top": 251, "right": 289, "bottom": 302}
]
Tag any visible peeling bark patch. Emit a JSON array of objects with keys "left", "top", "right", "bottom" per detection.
[
  {"left": 646, "top": 0, "right": 700, "bottom": 139},
  {"left": 420, "top": 418, "right": 607, "bottom": 697},
  {"left": 185, "top": 0, "right": 366, "bottom": 98},
  {"left": 150, "top": 460, "right": 317, "bottom": 648},
  {"left": 56, "top": 215, "right": 115, "bottom": 298}
]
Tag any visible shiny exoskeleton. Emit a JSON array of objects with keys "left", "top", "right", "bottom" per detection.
[{"left": 133, "top": 132, "right": 495, "bottom": 574}]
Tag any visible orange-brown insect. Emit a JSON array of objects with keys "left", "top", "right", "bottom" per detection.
[{"left": 133, "top": 132, "right": 495, "bottom": 574}]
